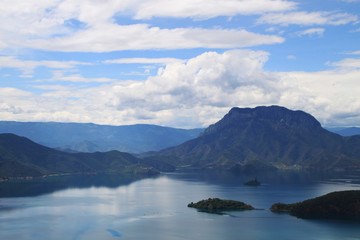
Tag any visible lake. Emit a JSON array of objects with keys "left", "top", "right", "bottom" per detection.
[{"left": 1, "top": 169, "right": 360, "bottom": 240}]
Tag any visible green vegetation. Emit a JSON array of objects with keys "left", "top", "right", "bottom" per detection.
[
  {"left": 188, "top": 198, "right": 254, "bottom": 211},
  {"left": 157, "top": 106, "right": 360, "bottom": 172},
  {"left": 270, "top": 190, "right": 360, "bottom": 220},
  {"left": 0, "top": 133, "right": 161, "bottom": 179}
]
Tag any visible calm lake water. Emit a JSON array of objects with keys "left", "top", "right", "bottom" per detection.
[{"left": 1, "top": 169, "right": 360, "bottom": 240}]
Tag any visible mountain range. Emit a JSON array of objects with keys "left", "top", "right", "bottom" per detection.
[
  {"left": 326, "top": 127, "right": 360, "bottom": 137},
  {"left": 0, "top": 133, "right": 170, "bottom": 179},
  {"left": 2, "top": 105, "right": 360, "bottom": 179},
  {"left": 0, "top": 122, "right": 203, "bottom": 153},
  {"left": 154, "top": 106, "right": 360, "bottom": 172}
]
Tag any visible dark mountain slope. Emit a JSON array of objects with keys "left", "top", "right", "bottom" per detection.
[
  {"left": 0, "top": 122, "right": 203, "bottom": 153},
  {"left": 157, "top": 106, "right": 360, "bottom": 171},
  {"left": 0, "top": 134, "right": 159, "bottom": 178}
]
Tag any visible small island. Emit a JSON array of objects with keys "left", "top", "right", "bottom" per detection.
[
  {"left": 270, "top": 190, "right": 360, "bottom": 220},
  {"left": 244, "top": 178, "right": 260, "bottom": 186},
  {"left": 188, "top": 198, "right": 254, "bottom": 211}
]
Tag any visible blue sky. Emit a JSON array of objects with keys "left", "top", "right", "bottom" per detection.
[{"left": 0, "top": 0, "right": 359, "bottom": 128}]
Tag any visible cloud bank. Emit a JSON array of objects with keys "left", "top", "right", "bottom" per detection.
[{"left": 1, "top": 50, "right": 359, "bottom": 128}]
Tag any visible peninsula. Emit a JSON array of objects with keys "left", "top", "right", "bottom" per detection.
[{"left": 270, "top": 190, "right": 360, "bottom": 220}]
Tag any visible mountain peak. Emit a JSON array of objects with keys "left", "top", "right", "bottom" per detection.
[
  {"left": 157, "top": 105, "right": 360, "bottom": 171},
  {"left": 204, "top": 105, "right": 321, "bottom": 136}
]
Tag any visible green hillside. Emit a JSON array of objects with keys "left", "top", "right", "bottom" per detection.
[
  {"left": 0, "top": 133, "right": 159, "bottom": 178},
  {"left": 156, "top": 106, "right": 360, "bottom": 171}
]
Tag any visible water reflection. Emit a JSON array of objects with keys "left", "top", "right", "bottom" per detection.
[
  {"left": 0, "top": 174, "right": 156, "bottom": 198},
  {"left": 1, "top": 169, "right": 359, "bottom": 198},
  {"left": 169, "top": 168, "right": 360, "bottom": 187}
]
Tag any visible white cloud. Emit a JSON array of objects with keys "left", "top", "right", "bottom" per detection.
[
  {"left": 295, "top": 28, "right": 325, "bottom": 37},
  {"left": 0, "top": 50, "right": 277, "bottom": 127},
  {"left": 287, "top": 55, "right": 296, "bottom": 59},
  {"left": 0, "top": 56, "right": 89, "bottom": 75},
  {"left": 0, "top": 88, "right": 33, "bottom": 116},
  {"left": 329, "top": 58, "right": 360, "bottom": 69},
  {"left": 130, "top": 0, "right": 297, "bottom": 19},
  {"left": 48, "top": 70, "right": 116, "bottom": 83},
  {"left": 24, "top": 24, "right": 284, "bottom": 52},
  {"left": 1, "top": 50, "right": 360, "bottom": 128},
  {"left": 348, "top": 50, "right": 360, "bottom": 55},
  {"left": 0, "top": 0, "right": 292, "bottom": 53},
  {"left": 33, "top": 85, "right": 73, "bottom": 91},
  {"left": 278, "top": 68, "right": 360, "bottom": 127},
  {"left": 104, "top": 58, "right": 185, "bottom": 65},
  {"left": 258, "top": 11, "right": 358, "bottom": 26}
]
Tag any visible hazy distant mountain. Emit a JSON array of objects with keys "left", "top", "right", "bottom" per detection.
[
  {"left": 156, "top": 106, "right": 360, "bottom": 171},
  {"left": 0, "top": 122, "right": 203, "bottom": 153},
  {"left": 0, "top": 133, "right": 166, "bottom": 179},
  {"left": 326, "top": 127, "right": 360, "bottom": 137}
]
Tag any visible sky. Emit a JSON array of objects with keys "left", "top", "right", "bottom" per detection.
[{"left": 0, "top": 0, "right": 359, "bottom": 129}]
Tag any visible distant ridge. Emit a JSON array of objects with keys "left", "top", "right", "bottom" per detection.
[
  {"left": 0, "top": 122, "right": 203, "bottom": 153},
  {"left": 0, "top": 133, "right": 169, "bottom": 179},
  {"left": 156, "top": 106, "right": 360, "bottom": 171},
  {"left": 327, "top": 127, "right": 360, "bottom": 137}
]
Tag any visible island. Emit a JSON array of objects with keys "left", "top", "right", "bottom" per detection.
[
  {"left": 244, "top": 178, "right": 260, "bottom": 186},
  {"left": 270, "top": 190, "right": 360, "bottom": 220},
  {"left": 188, "top": 198, "right": 254, "bottom": 211}
]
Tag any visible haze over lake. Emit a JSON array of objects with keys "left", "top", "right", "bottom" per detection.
[{"left": 1, "top": 170, "right": 359, "bottom": 240}]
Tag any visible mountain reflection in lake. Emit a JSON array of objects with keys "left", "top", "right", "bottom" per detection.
[
  {"left": 0, "top": 174, "right": 149, "bottom": 198},
  {"left": 1, "top": 170, "right": 360, "bottom": 240}
]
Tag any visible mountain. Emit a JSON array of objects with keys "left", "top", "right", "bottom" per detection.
[
  {"left": 0, "top": 133, "right": 164, "bottom": 179},
  {"left": 155, "top": 106, "right": 360, "bottom": 171},
  {"left": 326, "top": 127, "right": 360, "bottom": 137},
  {"left": 0, "top": 122, "right": 203, "bottom": 153}
]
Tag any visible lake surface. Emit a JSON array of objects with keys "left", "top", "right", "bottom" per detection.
[{"left": 1, "top": 169, "right": 360, "bottom": 240}]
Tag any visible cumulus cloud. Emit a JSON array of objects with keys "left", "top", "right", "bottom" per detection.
[
  {"left": 1, "top": 50, "right": 360, "bottom": 128},
  {"left": 258, "top": 11, "right": 358, "bottom": 26},
  {"left": 107, "top": 50, "right": 276, "bottom": 116},
  {"left": 0, "top": 50, "right": 277, "bottom": 127},
  {"left": 278, "top": 68, "right": 360, "bottom": 127}
]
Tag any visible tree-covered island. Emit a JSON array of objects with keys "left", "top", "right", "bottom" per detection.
[{"left": 188, "top": 198, "right": 254, "bottom": 211}]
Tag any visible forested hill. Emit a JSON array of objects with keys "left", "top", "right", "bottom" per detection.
[
  {"left": 156, "top": 106, "right": 360, "bottom": 171},
  {"left": 0, "top": 133, "right": 162, "bottom": 178}
]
